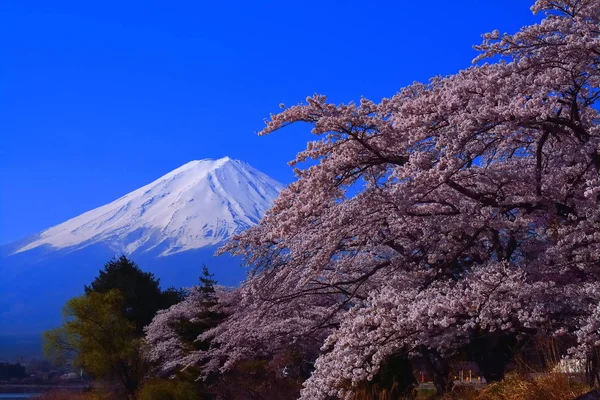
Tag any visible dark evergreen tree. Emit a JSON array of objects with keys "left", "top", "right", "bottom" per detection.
[
  {"left": 198, "top": 265, "right": 218, "bottom": 307},
  {"left": 175, "top": 265, "right": 224, "bottom": 352},
  {"left": 85, "top": 255, "right": 183, "bottom": 334},
  {"left": 162, "top": 286, "right": 188, "bottom": 309}
]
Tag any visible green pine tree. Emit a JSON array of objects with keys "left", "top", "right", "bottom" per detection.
[{"left": 85, "top": 255, "right": 184, "bottom": 334}]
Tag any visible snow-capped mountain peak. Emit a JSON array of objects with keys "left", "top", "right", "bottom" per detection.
[{"left": 14, "top": 157, "right": 283, "bottom": 256}]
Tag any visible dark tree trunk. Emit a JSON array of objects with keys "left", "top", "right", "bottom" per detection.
[
  {"left": 388, "top": 356, "right": 418, "bottom": 397},
  {"left": 366, "top": 354, "right": 417, "bottom": 397},
  {"left": 587, "top": 348, "right": 600, "bottom": 387},
  {"left": 117, "top": 360, "right": 139, "bottom": 400},
  {"left": 470, "top": 332, "right": 517, "bottom": 383},
  {"left": 421, "top": 348, "right": 453, "bottom": 395}
]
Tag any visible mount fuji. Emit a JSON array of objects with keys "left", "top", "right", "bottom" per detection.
[
  {"left": 11, "top": 157, "right": 283, "bottom": 257},
  {"left": 0, "top": 157, "right": 283, "bottom": 342}
]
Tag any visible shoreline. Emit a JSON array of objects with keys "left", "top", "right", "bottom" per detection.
[{"left": 0, "top": 385, "right": 90, "bottom": 392}]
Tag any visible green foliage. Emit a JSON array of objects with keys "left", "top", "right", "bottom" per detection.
[
  {"left": 44, "top": 290, "right": 144, "bottom": 398},
  {"left": 136, "top": 379, "right": 199, "bottom": 400},
  {"left": 84, "top": 255, "right": 183, "bottom": 334}
]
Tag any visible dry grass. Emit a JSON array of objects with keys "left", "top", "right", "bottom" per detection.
[
  {"left": 351, "top": 381, "right": 406, "bottom": 400},
  {"left": 452, "top": 373, "right": 590, "bottom": 400},
  {"left": 352, "top": 373, "right": 591, "bottom": 400}
]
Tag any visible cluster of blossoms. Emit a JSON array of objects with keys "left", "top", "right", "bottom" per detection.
[
  {"left": 146, "top": 1, "right": 600, "bottom": 398},
  {"left": 144, "top": 285, "right": 238, "bottom": 375}
]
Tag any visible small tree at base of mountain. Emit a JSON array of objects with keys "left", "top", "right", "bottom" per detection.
[
  {"left": 176, "top": 266, "right": 223, "bottom": 352},
  {"left": 84, "top": 255, "right": 184, "bottom": 335},
  {"left": 43, "top": 290, "right": 144, "bottom": 399}
]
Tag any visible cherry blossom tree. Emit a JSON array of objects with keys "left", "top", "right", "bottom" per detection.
[
  {"left": 142, "top": 1, "right": 599, "bottom": 397},
  {"left": 214, "top": 0, "right": 600, "bottom": 397},
  {"left": 144, "top": 280, "right": 320, "bottom": 398}
]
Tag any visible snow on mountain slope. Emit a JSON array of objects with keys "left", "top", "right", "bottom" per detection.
[{"left": 14, "top": 157, "right": 284, "bottom": 256}]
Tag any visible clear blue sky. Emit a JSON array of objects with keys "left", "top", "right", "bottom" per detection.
[{"left": 0, "top": 1, "right": 538, "bottom": 244}]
